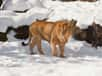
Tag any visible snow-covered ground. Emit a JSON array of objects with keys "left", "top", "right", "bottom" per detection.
[
  {"left": 0, "top": 0, "right": 102, "bottom": 76},
  {"left": 0, "top": 40, "right": 102, "bottom": 76}
]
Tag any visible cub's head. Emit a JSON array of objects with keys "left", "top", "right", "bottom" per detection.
[
  {"left": 69, "top": 19, "right": 77, "bottom": 31},
  {"left": 62, "top": 19, "right": 77, "bottom": 34}
]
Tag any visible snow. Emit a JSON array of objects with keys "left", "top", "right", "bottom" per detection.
[
  {"left": 0, "top": 7, "right": 51, "bottom": 32},
  {"left": 0, "top": 17, "right": 15, "bottom": 32},
  {"left": 0, "top": 0, "right": 102, "bottom": 76},
  {"left": 0, "top": 10, "right": 17, "bottom": 16},
  {"left": 1, "top": 0, "right": 102, "bottom": 32},
  {"left": 1, "top": 0, "right": 45, "bottom": 11},
  {"left": 0, "top": 41, "right": 102, "bottom": 76}
]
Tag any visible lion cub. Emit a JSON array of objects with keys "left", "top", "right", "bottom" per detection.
[{"left": 23, "top": 19, "right": 77, "bottom": 57}]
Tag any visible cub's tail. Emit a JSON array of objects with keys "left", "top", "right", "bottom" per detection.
[{"left": 22, "top": 32, "right": 32, "bottom": 46}]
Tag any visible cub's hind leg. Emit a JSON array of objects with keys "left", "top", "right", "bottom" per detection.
[
  {"left": 29, "top": 37, "right": 37, "bottom": 55},
  {"left": 36, "top": 37, "right": 44, "bottom": 55}
]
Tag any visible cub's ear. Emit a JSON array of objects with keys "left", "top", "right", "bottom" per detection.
[
  {"left": 71, "top": 19, "right": 77, "bottom": 26},
  {"left": 72, "top": 19, "right": 77, "bottom": 25}
]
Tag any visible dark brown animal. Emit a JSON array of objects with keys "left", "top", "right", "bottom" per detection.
[
  {"left": 74, "top": 22, "right": 102, "bottom": 48},
  {"left": 0, "top": 32, "right": 8, "bottom": 41},
  {"left": 0, "top": 25, "right": 29, "bottom": 42},
  {"left": 14, "top": 25, "right": 29, "bottom": 40},
  {"left": 74, "top": 25, "right": 95, "bottom": 42},
  {"left": 23, "top": 19, "right": 77, "bottom": 57},
  {"left": 0, "top": 0, "right": 2, "bottom": 8},
  {"left": 6, "top": 25, "right": 29, "bottom": 40},
  {"left": 91, "top": 22, "right": 102, "bottom": 47},
  {"left": 0, "top": 26, "right": 14, "bottom": 42}
]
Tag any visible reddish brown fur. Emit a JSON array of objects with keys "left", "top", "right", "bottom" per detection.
[{"left": 27, "top": 19, "right": 77, "bottom": 57}]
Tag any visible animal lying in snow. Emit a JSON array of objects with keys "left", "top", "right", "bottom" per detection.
[
  {"left": 0, "top": 32, "right": 8, "bottom": 41},
  {"left": 22, "top": 19, "right": 77, "bottom": 57},
  {"left": 74, "top": 22, "right": 102, "bottom": 48},
  {"left": 0, "top": 0, "right": 2, "bottom": 8},
  {"left": 13, "top": 25, "right": 29, "bottom": 40},
  {"left": 0, "top": 25, "right": 29, "bottom": 42},
  {"left": 91, "top": 22, "right": 102, "bottom": 48},
  {"left": 0, "top": 26, "right": 14, "bottom": 42}
]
